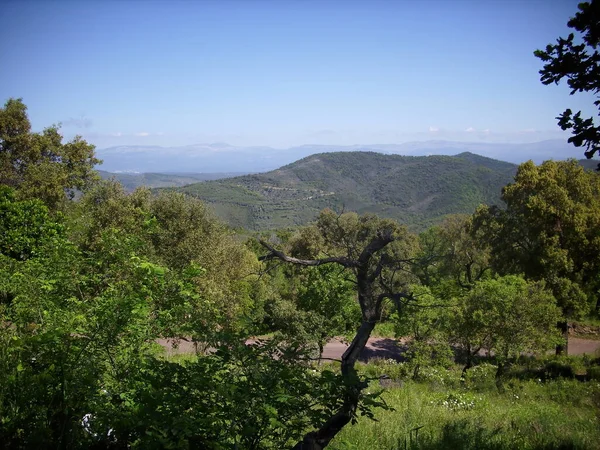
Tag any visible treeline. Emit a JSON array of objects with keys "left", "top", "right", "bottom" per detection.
[{"left": 1, "top": 99, "right": 600, "bottom": 449}]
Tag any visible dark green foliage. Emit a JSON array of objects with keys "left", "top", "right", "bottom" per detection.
[
  {"left": 259, "top": 261, "right": 361, "bottom": 352},
  {"left": 177, "top": 151, "right": 517, "bottom": 231},
  {"left": 0, "top": 186, "right": 63, "bottom": 261},
  {"left": 0, "top": 192, "right": 366, "bottom": 449},
  {"left": 392, "top": 285, "right": 454, "bottom": 380},
  {"left": 71, "top": 180, "right": 258, "bottom": 332},
  {"left": 82, "top": 338, "right": 350, "bottom": 449},
  {"left": 2, "top": 161, "right": 387, "bottom": 448},
  {"left": 535, "top": 0, "right": 600, "bottom": 164},
  {"left": 473, "top": 160, "right": 600, "bottom": 320}
]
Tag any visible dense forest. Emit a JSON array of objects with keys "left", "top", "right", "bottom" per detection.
[
  {"left": 4, "top": 2, "right": 600, "bottom": 447},
  {"left": 2, "top": 96, "right": 600, "bottom": 449}
]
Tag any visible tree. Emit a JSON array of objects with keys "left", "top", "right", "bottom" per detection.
[
  {"left": 472, "top": 159, "right": 600, "bottom": 353},
  {"left": 0, "top": 213, "right": 170, "bottom": 446},
  {"left": 296, "top": 264, "right": 360, "bottom": 358},
  {"left": 415, "top": 214, "right": 490, "bottom": 294},
  {"left": 262, "top": 262, "right": 360, "bottom": 359},
  {"left": 260, "top": 209, "right": 419, "bottom": 449},
  {"left": 392, "top": 285, "right": 453, "bottom": 380},
  {"left": 1, "top": 182, "right": 352, "bottom": 448},
  {"left": 534, "top": 0, "right": 600, "bottom": 162},
  {"left": 71, "top": 180, "right": 258, "bottom": 335},
  {"left": 457, "top": 276, "right": 561, "bottom": 392},
  {"left": 0, "top": 98, "right": 100, "bottom": 209},
  {"left": 0, "top": 186, "right": 64, "bottom": 262}
]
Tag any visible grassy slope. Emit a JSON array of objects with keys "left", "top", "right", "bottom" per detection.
[
  {"left": 329, "top": 365, "right": 600, "bottom": 450},
  {"left": 178, "top": 151, "right": 517, "bottom": 231}
]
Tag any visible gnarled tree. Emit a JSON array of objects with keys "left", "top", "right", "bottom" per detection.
[{"left": 259, "top": 209, "right": 418, "bottom": 449}]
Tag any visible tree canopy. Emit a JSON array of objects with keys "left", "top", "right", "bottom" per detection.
[
  {"left": 452, "top": 276, "right": 561, "bottom": 391},
  {"left": 473, "top": 160, "right": 600, "bottom": 319},
  {"left": 0, "top": 98, "right": 100, "bottom": 209}
]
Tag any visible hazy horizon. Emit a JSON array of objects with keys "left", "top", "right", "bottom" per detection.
[
  {"left": 94, "top": 138, "right": 590, "bottom": 174},
  {"left": 0, "top": 0, "right": 592, "bottom": 153}
]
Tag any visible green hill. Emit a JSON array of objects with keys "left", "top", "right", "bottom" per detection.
[
  {"left": 579, "top": 158, "right": 600, "bottom": 172},
  {"left": 175, "top": 151, "right": 518, "bottom": 231}
]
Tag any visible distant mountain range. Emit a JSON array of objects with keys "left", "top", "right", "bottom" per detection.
[
  {"left": 175, "top": 151, "right": 519, "bottom": 231},
  {"left": 96, "top": 139, "right": 583, "bottom": 174},
  {"left": 97, "top": 170, "right": 248, "bottom": 191}
]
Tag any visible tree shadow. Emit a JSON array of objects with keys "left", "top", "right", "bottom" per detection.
[{"left": 359, "top": 338, "right": 408, "bottom": 362}]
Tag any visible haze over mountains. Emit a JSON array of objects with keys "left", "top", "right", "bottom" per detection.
[
  {"left": 96, "top": 139, "right": 599, "bottom": 231},
  {"left": 96, "top": 139, "right": 580, "bottom": 174},
  {"left": 97, "top": 170, "right": 248, "bottom": 191}
]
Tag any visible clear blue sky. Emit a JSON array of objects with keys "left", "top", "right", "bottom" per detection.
[{"left": 0, "top": 0, "right": 590, "bottom": 148}]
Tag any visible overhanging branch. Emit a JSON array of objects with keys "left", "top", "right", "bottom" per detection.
[{"left": 258, "top": 240, "right": 359, "bottom": 268}]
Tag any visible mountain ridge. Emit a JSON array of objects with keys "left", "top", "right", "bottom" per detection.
[
  {"left": 96, "top": 139, "right": 579, "bottom": 173},
  {"left": 175, "top": 151, "right": 519, "bottom": 231},
  {"left": 97, "top": 170, "right": 249, "bottom": 191}
]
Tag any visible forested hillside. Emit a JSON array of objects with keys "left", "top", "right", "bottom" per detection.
[
  {"left": 3, "top": 94, "right": 600, "bottom": 449},
  {"left": 178, "top": 151, "right": 517, "bottom": 231},
  {"left": 7, "top": 0, "right": 600, "bottom": 448}
]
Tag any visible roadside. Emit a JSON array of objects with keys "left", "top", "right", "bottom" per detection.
[
  {"left": 159, "top": 336, "right": 600, "bottom": 360},
  {"left": 570, "top": 321, "right": 600, "bottom": 341}
]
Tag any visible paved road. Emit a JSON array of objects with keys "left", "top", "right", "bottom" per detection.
[{"left": 160, "top": 336, "right": 600, "bottom": 360}]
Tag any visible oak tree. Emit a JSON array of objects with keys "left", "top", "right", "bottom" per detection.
[
  {"left": 457, "top": 276, "right": 561, "bottom": 392},
  {"left": 0, "top": 98, "right": 100, "bottom": 209},
  {"left": 473, "top": 160, "right": 600, "bottom": 353},
  {"left": 260, "top": 209, "right": 419, "bottom": 449}
]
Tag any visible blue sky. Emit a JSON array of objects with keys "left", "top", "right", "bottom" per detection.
[{"left": 0, "top": 0, "right": 592, "bottom": 149}]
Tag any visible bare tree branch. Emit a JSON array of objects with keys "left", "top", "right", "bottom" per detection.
[{"left": 259, "top": 240, "right": 359, "bottom": 268}]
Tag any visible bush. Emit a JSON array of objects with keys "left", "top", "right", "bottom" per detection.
[
  {"left": 358, "top": 358, "right": 411, "bottom": 382},
  {"left": 587, "top": 366, "right": 600, "bottom": 381},
  {"left": 463, "top": 363, "right": 497, "bottom": 391}
]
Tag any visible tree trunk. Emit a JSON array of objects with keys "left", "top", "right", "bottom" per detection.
[
  {"left": 291, "top": 319, "right": 375, "bottom": 450},
  {"left": 412, "top": 364, "right": 421, "bottom": 381},
  {"left": 259, "top": 231, "right": 397, "bottom": 450},
  {"left": 555, "top": 321, "right": 569, "bottom": 355},
  {"left": 318, "top": 341, "right": 324, "bottom": 366},
  {"left": 495, "top": 362, "right": 505, "bottom": 393},
  {"left": 461, "top": 350, "right": 473, "bottom": 381}
]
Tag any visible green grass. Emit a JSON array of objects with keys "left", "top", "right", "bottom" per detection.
[
  {"left": 372, "top": 321, "right": 397, "bottom": 338},
  {"left": 158, "top": 350, "right": 199, "bottom": 364},
  {"left": 574, "top": 317, "right": 600, "bottom": 328},
  {"left": 329, "top": 377, "right": 600, "bottom": 450}
]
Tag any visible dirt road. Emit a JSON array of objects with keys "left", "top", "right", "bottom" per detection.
[
  {"left": 321, "top": 337, "right": 600, "bottom": 361},
  {"left": 160, "top": 336, "right": 600, "bottom": 360}
]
